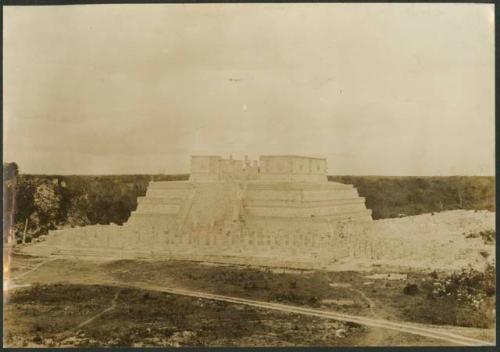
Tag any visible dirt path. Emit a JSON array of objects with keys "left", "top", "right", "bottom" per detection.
[
  {"left": 349, "top": 287, "right": 376, "bottom": 310},
  {"left": 8, "top": 255, "right": 495, "bottom": 347},
  {"left": 10, "top": 257, "right": 58, "bottom": 281},
  {"left": 107, "top": 281, "right": 492, "bottom": 347},
  {"left": 49, "top": 289, "right": 122, "bottom": 344},
  {"left": 75, "top": 289, "right": 121, "bottom": 329},
  {"left": 343, "top": 287, "right": 390, "bottom": 344}
]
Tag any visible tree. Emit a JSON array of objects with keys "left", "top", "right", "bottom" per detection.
[
  {"left": 34, "top": 183, "right": 60, "bottom": 217},
  {"left": 32, "top": 182, "right": 61, "bottom": 235},
  {"left": 66, "top": 194, "right": 91, "bottom": 226}
]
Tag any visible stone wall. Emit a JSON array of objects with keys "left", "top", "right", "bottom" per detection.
[
  {"left": 259, "top": 155, "right": 327, "bottom": 182},
  {"left": 189, "top": 155, "right": 328, "bottom": 182}
]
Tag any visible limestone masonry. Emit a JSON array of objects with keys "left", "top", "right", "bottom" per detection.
[{"left": 24, "top": 155, "right": 495, "bottom": 270}]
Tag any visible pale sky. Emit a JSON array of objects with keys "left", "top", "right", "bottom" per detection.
[{"left": 3, "top": 3, "right": 495, "bottom": 175}]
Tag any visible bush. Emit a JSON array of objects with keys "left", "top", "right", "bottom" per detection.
[
  {"left": 431, "top": 264, "right": 495, "bottom": 302},
  {"left": 403, "top": 283, "right": 420, "bottom": 296},
  {"left": 480, "top": 230, "right": 495, "bottom": 244},
  {"left": 406, "top": 264, "right": 496, "bottom": 328}
]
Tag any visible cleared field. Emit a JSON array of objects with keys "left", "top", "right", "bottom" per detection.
[
  {"left": 5, "top": 283, "right": 369, "bottom": 348},
  {"left": 103, "top": 259, "right": 496, "bottom": 328},
  {"left": 4, "top": 254, "right": 495, "bottom": 347}
]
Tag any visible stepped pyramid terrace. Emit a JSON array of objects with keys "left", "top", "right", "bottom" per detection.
[{"left": 23, "top": 155, "right": 495, "bottom": 270}]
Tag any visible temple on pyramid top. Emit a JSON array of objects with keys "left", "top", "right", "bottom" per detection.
[
  {"left": 190, "top": 155, "right": 328, "bottom": 182},
  {"left": 25, "top": 153, "right": 374, "bottom": 268}
]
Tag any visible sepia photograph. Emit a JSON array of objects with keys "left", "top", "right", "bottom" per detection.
[{"left": 2, "top": 2, "right": 496, "bottom": 348}]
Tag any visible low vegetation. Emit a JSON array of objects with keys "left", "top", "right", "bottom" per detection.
[
  {"left": 4, "top": 283, "right": 364, "bottom": 347},
  {"left": 329, "top": 176, "right": 494, "bottom": 219},
  {"left": 400, "top": 264, "right": 496, "bottom": 328},
  {"left": 466, "top": 230, "right": 496, "bottom": 245},
  {"left": 105, "top": 260, "right": 496, "bottom": 329},
  {"left": 105, "top": 260, "right": 367, "bottom": 314},
  {"left": 6, "top": 255, "right": 495, "bottom": 347}
]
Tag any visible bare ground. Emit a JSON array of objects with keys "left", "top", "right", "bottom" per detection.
[{"left": 3, "top": 253, "right": 495, "bottom": 347}]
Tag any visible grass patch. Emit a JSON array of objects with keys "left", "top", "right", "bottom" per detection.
[
  {"left": 4, "top": 283, "right": 364, "bottom": 347},
  {"left": 104, "top": 259, "right": 496, "bottom": 329},
  {"left": 105, "top": 260, "right": 368, "bottom": 314},
  {"left": 402, "top": 265, "right": 496, "bottom": 328},
  {"left": 466, "top": 230, "right": 496, "bottom": 245}
]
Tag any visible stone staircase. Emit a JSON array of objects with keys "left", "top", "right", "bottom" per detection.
[
  {"left": 25, "top": 179, "right": 374, "bottom": 265},
  {"left": 243, "top": 181, "right": 372, "bottom": 221}
]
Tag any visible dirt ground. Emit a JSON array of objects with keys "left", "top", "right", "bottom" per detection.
[
  {"left": 6, "top": 283, "right": 372, "bottom": 347},
  {"left": 3, "top": 253, "right": 495, "bottom": 347}
]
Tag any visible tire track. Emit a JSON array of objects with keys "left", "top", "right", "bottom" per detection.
[
  {"left": 53, "top": 289, "right": 122, "bottom": 344},
  {"left": 8, "top": 257, "right": 494, "bottom": 347},
  {"left": 119, "top": 282, "right": 494, "bottom": 347},
  {"left": 76, "top": 289, "right": 121, "bottom": 329},
  {"left": 9, "top": 257, "right": 58, "bottom": 281}
]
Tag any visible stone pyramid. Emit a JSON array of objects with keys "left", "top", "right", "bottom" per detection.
[{"left": 27, "top": 155, "right": 372, "bottom": 266}]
